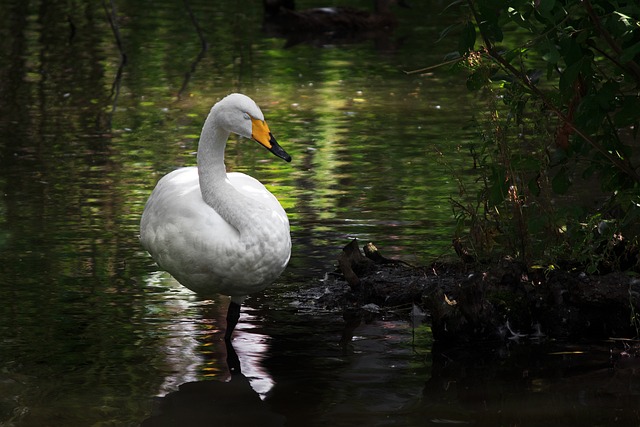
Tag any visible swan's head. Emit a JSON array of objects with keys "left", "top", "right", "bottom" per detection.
[{"left": 212, "top": 93, "right": 291, "bottom": 163}]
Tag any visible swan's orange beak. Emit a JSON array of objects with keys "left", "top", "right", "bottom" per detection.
[{"left": 251, "top": 117, "right": 291, "bottom": 162}]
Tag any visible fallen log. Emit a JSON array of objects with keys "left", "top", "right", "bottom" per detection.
[{"left": 330, "top": 239, "right": 640, "bottom": 344}]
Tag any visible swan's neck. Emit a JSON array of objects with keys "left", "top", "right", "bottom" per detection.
[
  {"left": 197, "top": 117, "right": 259, "bottom": 235},
  {"left": 197, "top": 120, "right": 229, "bottom": 190}
]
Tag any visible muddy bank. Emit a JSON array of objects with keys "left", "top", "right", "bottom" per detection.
[{"left": 312, "top": 239, "right": 640, "bottom": 345}]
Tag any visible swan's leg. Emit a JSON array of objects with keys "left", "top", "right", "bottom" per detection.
[
  {"left": 225, "top": 339, "right": 241, "bottom": 374},
  {"left": 224, "top": 301, "right": 241, "bottom": 341}
]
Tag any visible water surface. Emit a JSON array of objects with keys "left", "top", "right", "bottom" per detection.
[{"left": 0, "top": 0, "right": 638, "bottom": 425}]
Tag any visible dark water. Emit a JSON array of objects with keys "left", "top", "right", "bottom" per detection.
[{"left": 0, "top": 0, "right": 638, "bottom": 425}]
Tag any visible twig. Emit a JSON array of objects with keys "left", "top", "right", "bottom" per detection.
[
  {"left": 404, "top": 57, "right": 462, "bottom": 75},
  {"left": 177, "top": 0, "right": 209, "bottom": 100},
  {"left": 103, "top": 0, "right": 126, "bottom": 126},
  {"left": 104, "top": 0, "right": 126, "bottom": 65}
]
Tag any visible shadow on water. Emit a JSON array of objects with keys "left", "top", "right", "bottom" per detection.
[
  {"left": 138, "top": 291, "right": 431, "bottom": 427},
  {"left": 139, "top": 280, "right": 640, "bottom": 426},
  {"left": 421, "top": 341, "right": 640, "bottom": 426}
]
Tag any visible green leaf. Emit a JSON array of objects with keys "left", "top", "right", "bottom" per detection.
[
  {"left": 575, "top": 94, "right": 605, "bottom": 133},
  {"left": 528, "top": 175, "right": 541, "bottom": 197},
  {"left": 538, "top": 0, "right": 556, "bottom": 13},
  {"left": 596, "top": 80, "right": 619, "bottom": 110},
  {"left": 558, "top": 36, "right": 584, "bottom": 66},
  {"left": 477, "top": 3, "right": 504, "bottom": 42},
  {"left": 614, "top": 96, "right": 640, "bottom": 127},
  {"left": 540, "top": 39, "right": 560, "bottom": 65},
  {"left": 559, "top": 58, "right": 587, "bottom": 96},
  {"left": 458, "top": 21, "right": 476, "bottom": 55},
  {"left": 466, "top": 71, "right": 487, "bottom": 91},
  {"left": 504, "top": 47, "right": 527, "bottom": 64},
  {"left": 507, "top": 7, "right": 530, "bottom": 30},
  {"left": 488, "top": 167, "right": 509, "bottom": 205},
  {"left": 620, "top": 40, "right": 640, "bottom": 64},
  {"left": 552, "top": 167, "right": 571, "bottom": 194},
  {"left": 536, "top": 0, "right": 559, "bottom": 22}
]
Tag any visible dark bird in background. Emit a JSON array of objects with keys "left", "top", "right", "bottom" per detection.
[{"left": 263, "top": 0, "right": 409, "bottom": 48}]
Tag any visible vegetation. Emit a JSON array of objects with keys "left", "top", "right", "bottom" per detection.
[{"left": 445, "top": 0, "right": 640, "bottom": 272}]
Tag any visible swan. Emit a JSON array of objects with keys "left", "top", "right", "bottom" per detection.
[{"left": 140, "top": 93, "right": 292, "bottom": 340}]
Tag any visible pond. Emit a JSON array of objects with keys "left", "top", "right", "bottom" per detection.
[{"left": 0, "top": 0, "right": 638, "bottom": 425}]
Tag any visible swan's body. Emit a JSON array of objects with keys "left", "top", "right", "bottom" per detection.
[{"left": 140, "top": 93, "right": 291, "bottom": 339}]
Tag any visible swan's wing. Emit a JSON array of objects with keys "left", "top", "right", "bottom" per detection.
[
  {"left": 140, "top": 167, "right": 238, "bottom": 269},
  {"left": 227, "top": 172, "right": 289, "bottom": 226}
]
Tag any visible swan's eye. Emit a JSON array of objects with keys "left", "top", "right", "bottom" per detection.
[{"left": 243, "top": 112, "right": 251, "bottom": 120}]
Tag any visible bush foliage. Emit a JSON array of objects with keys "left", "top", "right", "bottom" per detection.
[{"left": 447, "top": 0, "right": 640, "bottom": 272}]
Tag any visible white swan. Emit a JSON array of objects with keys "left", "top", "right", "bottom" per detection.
[{"left": 140, "top": 93, "right": 292, "bottom": 339}]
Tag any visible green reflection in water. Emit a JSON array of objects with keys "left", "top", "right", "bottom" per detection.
[{"left": 0, "top": 0, "right": 478, "bottom": 425}]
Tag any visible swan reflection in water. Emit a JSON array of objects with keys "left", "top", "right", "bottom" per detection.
[
  {"left": 141, "top": 339, "right": 284, "bottom": 427},
  {"left": 141, "top": 275, "right": 283, "bottom": 426}
]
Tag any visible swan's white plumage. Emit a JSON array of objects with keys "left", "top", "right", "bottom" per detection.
[{"left": 140, "top": 94, "right": 291, "bottom": 306}]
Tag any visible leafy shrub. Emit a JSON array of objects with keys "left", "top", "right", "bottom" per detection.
[{"left": 444, "top": 0, "right": 640, "bottom": 270}]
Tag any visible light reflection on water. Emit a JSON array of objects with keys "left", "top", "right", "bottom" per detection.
[
  {"left": 143, "top": 272, "right": 203, "bottom": 395},
  {"left": 143, "top": 272, "right": 276, "bottom": 400},
  {"left": 228, "top": 311, "right": 275, "bottom": 400}
]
